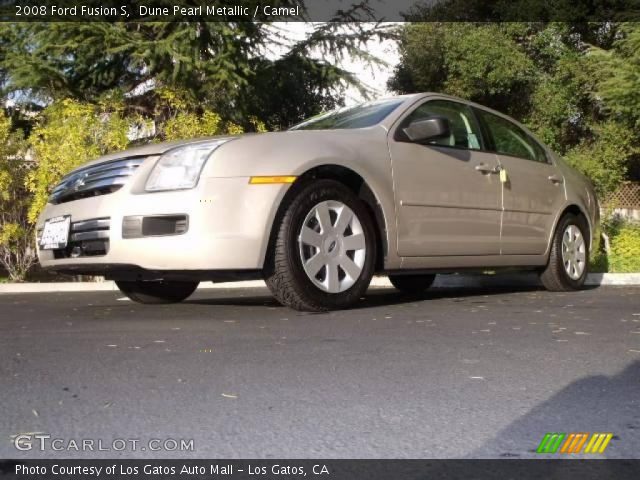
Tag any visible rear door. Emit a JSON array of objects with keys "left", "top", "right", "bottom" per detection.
[
  {"left": 388, "top": 99, "right": 502, "bottom": 257},
  {"left": 474, "top": 108, "right": 565, "bottom": 255}
]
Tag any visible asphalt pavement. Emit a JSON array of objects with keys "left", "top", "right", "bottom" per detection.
[{"left": 1, "top": 283, "right": 639, "bottom": 459}]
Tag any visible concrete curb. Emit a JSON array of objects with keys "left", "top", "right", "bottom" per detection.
[{"left": 1, "top": 273, "right": 639, "bottom": 293}]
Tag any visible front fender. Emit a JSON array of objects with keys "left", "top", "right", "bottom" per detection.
[{"left": 201, "top": 128, "right": 400, "bottom": 269}]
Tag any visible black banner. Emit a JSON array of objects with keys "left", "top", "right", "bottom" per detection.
[
  {"left": 1, "top": 0, "right": 640, "bottom": 22},
  {"left": 1, "top": 460, "right": 640, "bottom": 480}
]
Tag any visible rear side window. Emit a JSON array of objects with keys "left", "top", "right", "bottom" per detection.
[
  {"left": 401, "top": 100, "right": 483, "bottom": 150},
  {"left": 476, "top": 109, "right": 547, "bottom": 163}
]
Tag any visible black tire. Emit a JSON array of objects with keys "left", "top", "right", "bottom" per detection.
[
  {"left": 540, "top": 213, "right": 589, "bottom": 291},
  {"left": 116, "top": 280, "right": 199, "bottom": 304},
  {"left": 388, "top": 273, "right": 436, "bottom": 294},
  {"left": 264, "top": 179, "right": 377, "bottom": 312}
]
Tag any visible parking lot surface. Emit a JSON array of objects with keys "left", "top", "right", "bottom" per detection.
[{"left": 1, "top": 284, "right": 639, "bottom": 458}]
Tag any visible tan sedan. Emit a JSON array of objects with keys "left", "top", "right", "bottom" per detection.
[{"left": 37, "top": 93, "right": 599, "bottom": 311}]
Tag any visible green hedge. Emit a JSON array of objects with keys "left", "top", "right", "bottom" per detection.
[
  {"left": 608, "top": 224, "right": 640, "bottom": 273},
  {"left": 591, "top": 221, "right": 640, "bottom": 273}
]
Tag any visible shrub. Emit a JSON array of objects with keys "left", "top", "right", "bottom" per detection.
[
  {"left": 157, "top": 87, "right": 265, "bottom": 141},
  {"left": 564, "top": 122, "right": 637, "bottom": 198},
  {"left": 0, "top": 111, "right": 36, "bottom": 281},
  {"left": 608, "top": 224, "right": 640, "bottom": 273},
  {"left": 162, "top": 111, "right": 250, "bottom": 141},
  {"left": 26, "top": 99, "right": 130, "bottom": 223}
]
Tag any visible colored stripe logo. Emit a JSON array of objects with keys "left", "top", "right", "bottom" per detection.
[{"left": 537, "top": 433, "right": 613, "bottom": 454}]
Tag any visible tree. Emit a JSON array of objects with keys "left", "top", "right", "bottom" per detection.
[
  {"left": 564, "top": 121, "right": 637, "bottom": 198},
  {"left": 236, "top": 54, "right": 347, "bottom": 130},
  {"left": 1, "top": 12, "right": 392, "bottom": 129},
  {"left": 26, "top": 99, "right": 130, "bottom": 223},
  {"left": 1, "top": 21, "right": 263, "bottom": 105},
  {"left": 588, "top": 23, "right": 640, "bottom": 179},
  {"left": 155, "top": 86, "right": 265, "bottom": 140},
  {"left": 589, "top": 24, "right": 640, "bottom": 140},
  {"left": 388, "top": 23, "right": 535, "bottom": 117},
  {"left": 0, "top": 111, "right": 35, "bottom": 281}
]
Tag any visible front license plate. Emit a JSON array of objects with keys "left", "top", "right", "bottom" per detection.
[{"left": 40, "top": 215, "right": 71, "bottom": 250}]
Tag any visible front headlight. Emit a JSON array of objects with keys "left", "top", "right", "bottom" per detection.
[{"left": 145, "top": 140, "right": 228, "bottom": 192}]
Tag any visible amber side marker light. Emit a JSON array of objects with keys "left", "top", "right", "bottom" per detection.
[{"left": 249, "top": 176, "right": 297, "bottom": 185}]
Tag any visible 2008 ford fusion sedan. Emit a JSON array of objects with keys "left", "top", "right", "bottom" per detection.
[{"left": 37, "top": 93, "right": 599, "bottom": 311}]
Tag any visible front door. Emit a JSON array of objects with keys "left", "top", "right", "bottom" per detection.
[{"left": 388, "top": 99, "right": 502, "bottom": 257}]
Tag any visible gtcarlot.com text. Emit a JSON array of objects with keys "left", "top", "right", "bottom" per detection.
[{"left": 14, "top": 433, "right": 194, "bottom": 452}]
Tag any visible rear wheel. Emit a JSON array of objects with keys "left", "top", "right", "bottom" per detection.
[
  {"left": 388, "top": 274, "right": 436, "bottom": 294},
  {"left": 264, "top": 179, "right": 377, "bottom": 311},
  {"left": 540, "top": 213, "right": 589, "bottom": 291},
  {"left": 116, "top": 280, "right": 199, "bottom": 304}
]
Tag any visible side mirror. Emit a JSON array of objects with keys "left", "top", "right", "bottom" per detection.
[{"left": 402, "top": 116, "right": 451, "bottom": 143}]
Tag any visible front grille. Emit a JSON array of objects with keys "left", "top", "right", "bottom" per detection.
[
  {"left": 50, "top": 157, "right": 146, "bottom": 204},
  {"left": 53, "top": 217, "right": 111, "bottom": 258}
]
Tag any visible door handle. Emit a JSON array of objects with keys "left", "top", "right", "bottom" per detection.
[
  {"left": 548, "top": 175, "right": 564, "bottom": 184},
  {"left": 475, "top": 164, "right": 501, "bottom": 174}
]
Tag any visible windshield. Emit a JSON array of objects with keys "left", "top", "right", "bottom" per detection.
[{"left": 290, "top": 99, "right": 404, "bottom": 131}]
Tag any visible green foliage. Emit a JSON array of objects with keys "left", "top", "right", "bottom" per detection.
[
  {"left": 591, "top": 214, "right": 640, "bottom": 273},
  {"left": 607, "top": 224, "right": 640, "bottom": 273},
  {"left": 26, "top": 99, "right": 130, "bottom": 223},
  {"left": 163, "top": 111, "right": 246, "bottom": 141},
  {"left": 589, "top": 251, "right": 608, "bottom": 273},
  {"left": 0, "top": 110, "right": 35, "bottom": 281},
  {"left": 163, "top": 111, "right": 224, "bottom": 141},
  {"left": 236, "top": 54, "right": 347, "bottom": 130},
  {"left": 525, "top": 50, "right": 596, "bottom": 153},
  {"left": 440, "top": 25, "right": 534, "bottom": 102},
  {"left": 589, "top": 24, "right": 640, "bottom": 129},
  {"left": 1, "top": 21, "right": 260, "bottom": 103},
  {"left": 155, "top": 87, "right": 262, "bottom": 140},
  {"left": 564, "top": 122, "right": 637, "bottom": 197},
  {"left": 389, "top": 23, "right": 535, "bottom": 117}
]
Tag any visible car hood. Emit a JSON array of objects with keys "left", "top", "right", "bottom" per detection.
[
  {"left": 79, "top": 134, "right": 242, "bottom": 169},
  {"left": 73, "top": 127, "right": 385, "bottom": 174}
]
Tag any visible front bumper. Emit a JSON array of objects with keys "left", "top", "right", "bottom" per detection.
[{"left": 37, "top": 176, "right": 289, "bottom": 274}]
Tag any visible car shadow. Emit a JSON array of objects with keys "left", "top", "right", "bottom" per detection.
[
  {"left": 183, "top": 284, "right": 581, "bottom": 310},
  {"left": 467, "top": 360, "right": 640, "bottom": 459}
]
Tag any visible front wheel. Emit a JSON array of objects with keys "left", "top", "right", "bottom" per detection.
[
  {"left": 388, "top": 274, "right": 436, "bottom": 294},
  {"left": 540, "top": 213, "right": 589, "bottom": 291},
  {"left": 116, "top": 280, "right": 199, "bottom": 304},
  {"left": 264, "top": 179, "right": 377, "bottom": 312}
]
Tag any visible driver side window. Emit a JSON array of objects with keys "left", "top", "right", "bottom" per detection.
[{"left": 403, "top": 100, "right": 483, "bottom": 150}]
